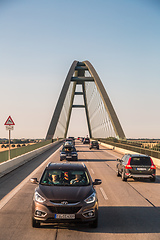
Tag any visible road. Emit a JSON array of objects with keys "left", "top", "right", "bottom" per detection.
[{"left": 1, "top": 140, "right": 160, "bottom": 240}]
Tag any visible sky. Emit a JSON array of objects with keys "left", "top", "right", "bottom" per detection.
[{"left": 0, "top": 0, "right": 160, "bottom": 139}]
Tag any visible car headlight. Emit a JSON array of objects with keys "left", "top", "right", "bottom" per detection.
[
  {"left": 72, "top": 153, "right": 77, "bottom": 156},
  {"left": 84, "top": 192, "right": 96, "bottom": 204},
  {"left": 60, "top": 153, "right": 66, "bottom": 156},
  {"left": 34, "top": 191, "right": 46, "bottom": 203}
]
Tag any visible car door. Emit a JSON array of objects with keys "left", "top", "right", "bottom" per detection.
[{"left": 118, "top": 155, "right": 127, "bottom": 174}]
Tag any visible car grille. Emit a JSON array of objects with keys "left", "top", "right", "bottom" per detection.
[
  {"left": 50, "top": 200, "right": 79, "bottom": 204},
  {"left": 47, "top": 206, "right": 81, "bottom": 214}
]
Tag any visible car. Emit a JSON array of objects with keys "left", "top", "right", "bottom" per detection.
[
  {"left": 60, "top": 145, "right": 78, "bottom": 161},
  {"left": 31, "top": 163, "right": 102, "bottom": 228},
  {"left": 89, "top": 141, "right": 99, "bottom": 150},
  {"left": 65, "top": 138, "right": 75, "bottom": 145},
  {"left": 80, "top": 137, "right": 84, "bottom": 142},
  {"left": 116, "top": 154, "right": 156, "bottom": 182},
  {"left": 63, "top": 141, "right": 73, "bottom": 146},
  {"left": 68, "top": 137, "right": 75, "bottom": 144},
  {"left": 83, "top": 138, "right": 90, "bottom": 144}
]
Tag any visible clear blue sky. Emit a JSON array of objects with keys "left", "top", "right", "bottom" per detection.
[{"left": 0, "top": 0, "right": 160, "bottom": 139}]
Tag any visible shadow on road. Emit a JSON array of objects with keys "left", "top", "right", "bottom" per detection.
[
  {"left": 77, "top": 159, "right": 116, "bottom": 162},
  {"left": 41, "top": 206, "right": 160, "bottom": 233}
]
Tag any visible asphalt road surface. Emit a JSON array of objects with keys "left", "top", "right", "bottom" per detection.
[{"left": 1, "top": 140, "right": 160, "bottom": 240}]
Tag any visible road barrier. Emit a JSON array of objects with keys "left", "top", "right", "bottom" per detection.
[
  {"left": 0, "top": 140, "right": 62, "bottom": 177},
  {"left": 99, "top": 141, "right": 160, "bottom": 168},
  {"left": 0, "top": 140, "right": 54, "bottom": 163}
]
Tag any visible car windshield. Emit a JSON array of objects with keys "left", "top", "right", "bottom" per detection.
[
  {"left": 130, "top": 157, "right": 151, "bottom": 166},
  {"left": 62, "top": 147, "right": 76, "bottom": 152},
  {"left": 40, "top": 169, "right": 90, "bottom": 186}
]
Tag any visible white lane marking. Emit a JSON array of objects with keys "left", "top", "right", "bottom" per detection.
[
  {"left": 103, "top": 150, "right": 120, "bottom": 159},
  {"left": 91, "top": 169, "right": 94, "bottom": 174},
  {"left": 100, "top": 187, "right": 108, "bottom": 200},
  {"left": 0, "top": 146, "right": 61, "bottom": 210}
]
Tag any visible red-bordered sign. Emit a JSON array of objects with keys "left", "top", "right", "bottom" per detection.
[{"left": 4, "top": 116, "right": 15, "bottom": 125}]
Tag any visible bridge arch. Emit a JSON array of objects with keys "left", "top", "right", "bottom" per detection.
[{"left": 46, "top": 60, "right": 125, "bottom": 139}]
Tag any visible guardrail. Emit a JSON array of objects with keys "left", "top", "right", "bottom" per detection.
[
  {"left": 0, "top": 139, "right": 54, "bottom": 163},
  {"left": 96, "top": 139, "right": 160, "bottom": 159},
  {"left": 0, "top": 139, "right": 63, "bottom": 177}
]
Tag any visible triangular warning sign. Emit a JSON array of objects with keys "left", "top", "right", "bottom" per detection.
[{"left": 4, "top": 116, "right": 15, "bottom": 125}]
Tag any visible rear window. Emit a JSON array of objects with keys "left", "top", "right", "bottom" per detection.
[{"left": 130, "top": 157, "right": 151, "bottom": 166}]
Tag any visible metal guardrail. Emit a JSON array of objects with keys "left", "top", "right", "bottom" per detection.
[
  {"left": 97, "top": 139, "right": 160, "bottom": 159},
  {"left": 0, "top": 139, "right": 54, "bottom": 163}
]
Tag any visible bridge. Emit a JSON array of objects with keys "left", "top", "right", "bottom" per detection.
[
  {"left": 46, "top": 60, "right": 125, "bottom": 140},
  {"left": 1, "top": 61, "right": 160, "bottom": 240}
]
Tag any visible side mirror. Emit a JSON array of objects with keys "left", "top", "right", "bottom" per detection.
[
  {"left": 30, "top": 178, "right": 39, "bottom": 184},
  {"left": 93, "top": 179, "right": 102, "bottom": 185},
  {"left": 117, "top": 158, "right": 121, "bottom": 162}
]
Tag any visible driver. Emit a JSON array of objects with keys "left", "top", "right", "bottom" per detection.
[{"left": 48, "top": 174, "right": 60, "bottom": 185}]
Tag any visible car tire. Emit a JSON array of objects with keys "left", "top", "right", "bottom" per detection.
[
  {"left": 89, "top": 217, "right": 98, "bottom": 228},
  {"left": 121, "top": 170, "right": 127, "bottom": 181},
  {"left": 150, "top": 177, "right": 156, "bottom": 182},
  {"left": 116, "top": 168, "right": 121, "bottom": 177},
  {"left": 32, "top": 218, "right": 40, "bottom": 228}
]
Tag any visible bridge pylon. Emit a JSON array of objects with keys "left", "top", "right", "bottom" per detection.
[{"left": 46, "top": 60, "right": 125, "bottom": 140}]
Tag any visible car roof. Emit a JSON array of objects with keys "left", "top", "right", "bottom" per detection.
[
  {"left": 46, "top": 162, "right": 86, "bottom": 170},
  {"left": 126, "top": 154, "right": 149, "bottom": 158}
]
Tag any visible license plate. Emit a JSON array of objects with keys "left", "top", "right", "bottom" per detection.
[
  {"left": 55, "top": 214, "right": 75, "bottom": 219},
  {"left": 66, "top": 156, "right": 72, "bottom": 158},
  {"left": 136, "top": 168, "right": 146, "bottom": 170}
]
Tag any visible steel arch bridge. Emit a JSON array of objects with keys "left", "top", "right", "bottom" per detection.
[{"left": 46, "top": 60, "right": 125, "bottom": 140}]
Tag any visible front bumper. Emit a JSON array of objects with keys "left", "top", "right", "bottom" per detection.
[{"left": 32, "top": 200, "right": 98, "bottom": 224}]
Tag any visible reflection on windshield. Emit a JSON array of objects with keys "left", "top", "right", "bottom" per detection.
[
  {"left": 62, "top": 147, "right": 76, "bottom": 152},
  {"left": 40, "top": 170, "right": 90, "bottom": 186}
]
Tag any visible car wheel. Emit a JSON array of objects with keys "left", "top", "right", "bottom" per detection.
[
  {"left": 150, "top": 176, "right": 156, "bottom": 182},
  {"left": 89, "top": 217, "right": 98, "bottom": 228},
  {"left": 121, "top": 170, "right": 127, "bottom": 181},
  {"left": 116, "top": 168, "right": 121, "bottom": 177},
  {"left": 32, "top": 218, "right": 40, "bottom": 228}
]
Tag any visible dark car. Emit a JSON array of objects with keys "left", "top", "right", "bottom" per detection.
[
  {"left": 89, "top": 141, "right": 99, "bottom": 150},
  {"left": 31, "top": 163, "right": 102, "bottom": 228},
  {"left": 116, "top": 154, "right": 156, "bottom": 182},
  {"left": 83, "top": 138, "right": 90, "bottom": 144},
  {"left": 60, "top": 145, "right": 78, "bottom": 161},
  {"left": 65, "top": 137, "right": 75, "bottom": 145}
]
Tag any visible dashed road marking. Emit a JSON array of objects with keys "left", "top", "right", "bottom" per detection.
[
  {"left": 91, "top": 169, "right": 94, "bottom": 174},
  {"left": 100, "top": 187, "right": 108, "bottom": 200}
]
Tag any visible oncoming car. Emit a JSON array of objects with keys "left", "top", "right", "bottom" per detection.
[
  {"left": 31, "top": 163, "right": 102, "bottom": 228},
  {"left": 60, "top": 145, "right": 78, "bottom": 161}
]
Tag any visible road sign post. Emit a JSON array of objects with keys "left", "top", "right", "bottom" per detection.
[{"left": 4, "top": 116, "right": 15, "bottom": 160}]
